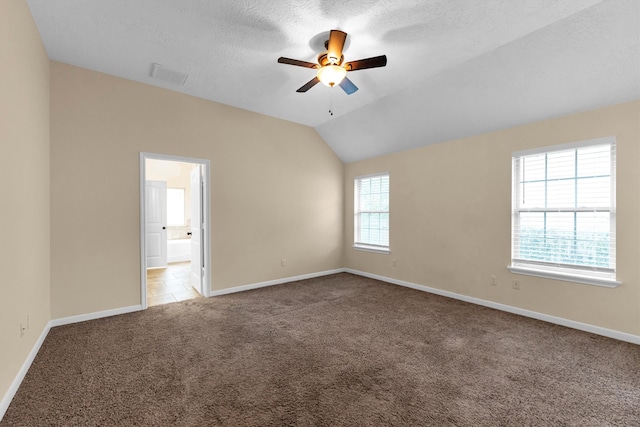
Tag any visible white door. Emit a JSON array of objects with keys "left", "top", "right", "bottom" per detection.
[
  {"left": 145, "top": 180, "right": 167, "bottom": 268},
  {"left": 190, "top": 165, "right": 203, "bottom": 294}
]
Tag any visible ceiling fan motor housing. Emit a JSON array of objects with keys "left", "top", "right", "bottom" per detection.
[{"left": 318, "top": 52, "right": 344, "bottom": 67}]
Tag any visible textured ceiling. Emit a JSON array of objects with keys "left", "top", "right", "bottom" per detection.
[{"left": 27, "top": 0, "right": 640, "bottom": 163}]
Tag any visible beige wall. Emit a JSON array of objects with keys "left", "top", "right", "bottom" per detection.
[
  {"left": 50, "top": 62, "right": 344, "bottom": 318},
  {"left": 4, "top": 1, "right": 636, "bottom": 416},
  {"left": 0, "top": 0, "right": 51, "bottom": 404},
  {"left": 345, "top": 101, "right": 640, "bottom": 335}
]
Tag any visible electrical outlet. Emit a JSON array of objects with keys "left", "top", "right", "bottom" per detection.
[
  {"left": 512, "top": 280, "right": 520, "bottom": 290},
  {"left": 281, "top": 258, "right": 286, "bottom": 267},
  {"left": 490, "top": 275, "right": 497, "bottom": 286},
  {"left": 392, "top": 259, "right": 397, "bottom": 268}
]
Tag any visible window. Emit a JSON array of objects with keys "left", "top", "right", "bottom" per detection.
[
  {"left": 354, "top": 173, "right": 389, "bottom": 252},
  {"left": 167, "top": 188, "right": 185, "bottom": 226},
  {"left": 509, "top": 137, "right": 619, "bottom": 287}
]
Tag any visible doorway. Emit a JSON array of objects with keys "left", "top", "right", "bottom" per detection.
[{"left": 140, "top": 153, "right": 211, "bottom": 309}]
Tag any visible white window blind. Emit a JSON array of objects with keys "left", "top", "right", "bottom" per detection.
[
  {"left": 510, "top": 137, "right": 616, "bottom": 285},
  {"left": 354, "top": 173, "right": 389, "bottom": 251}
]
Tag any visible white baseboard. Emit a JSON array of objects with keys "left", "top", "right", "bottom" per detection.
[
  {"left": 3, "top": 269, "right": 637, "bottom": 422},
  {"left": 210, "top": 269, "right": 346, "bottom": 297},
  {"left": 1, "top": 305, "right": 143, "bottom": 421},
  {"left": 167, "top": 255, "right": 190, "bottom": 264},
  {"left": 345, "top": 269, "right": 640, "bottom": 345},
  {"left": 49, "top": 305, "right": 143, "bottom": 328},
  {"left": 1, "top": 322, "right": 51, "bottom": 421}
]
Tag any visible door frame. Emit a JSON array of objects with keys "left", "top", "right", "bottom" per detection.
[{"left": 139, "top": 152, "right": 212, "bottom": 309}]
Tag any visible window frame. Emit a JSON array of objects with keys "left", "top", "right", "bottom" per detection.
[
  {"left": 166, "top": 187, "right": 186, "bottom": 227},
  {"left": 508, "top": 137, "right": 620, "bottom": 288},
  {"left": 353, "top": 172, "right": 390, "bottom": 254}
]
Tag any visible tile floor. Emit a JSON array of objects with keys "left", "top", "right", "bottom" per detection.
[{"left": 147, "top": 262, "right": 201, "bottom": 307}]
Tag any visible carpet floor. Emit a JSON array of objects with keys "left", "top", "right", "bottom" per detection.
[{"left": 2, "top": 273, "right": 639, "bottom": 426}]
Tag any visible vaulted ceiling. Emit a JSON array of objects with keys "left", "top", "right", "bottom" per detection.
[{"left": 27, "top": 0, "right": 640, "bottom": 163}]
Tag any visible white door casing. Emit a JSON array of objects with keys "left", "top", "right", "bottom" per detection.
[
  {"left": 141, "top": 152, "right": 211, "bottom": 309},
  {"left": 145, "top": 180, "right": 167, "bottom": 268},
  {"left": 190, "top": 165, "right": 203, "bottom": 294}
]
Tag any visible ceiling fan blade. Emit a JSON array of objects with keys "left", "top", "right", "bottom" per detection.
[
  {"left": 339, "top": 77, "right": 358, "bottom": 95},
  {"left": 344, "top": 55, "right": 387, "bottom": 71},
  {"left": 327, "top": 29, "right": 347, "bottom": 63},
  {"left": 278, "top": 57, "right": 319, "bottom": 69},
  {"left": 296, "top": 77, "right": 320, "bottom": 93}
]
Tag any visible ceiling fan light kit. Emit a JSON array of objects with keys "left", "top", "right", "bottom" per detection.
[
  {"left": 278, "top": 29, "right": 387, "bottom": 95},
  {"left": 317, "top": 65, "right": 347, "bottom": 87}
]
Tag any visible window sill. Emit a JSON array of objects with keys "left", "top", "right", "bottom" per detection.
[
  {"left": 353, "top": 245, "right": 390, "bottom": 255},
  {"left": 507, "top": 265, "right": 621, "bottom": 288}
]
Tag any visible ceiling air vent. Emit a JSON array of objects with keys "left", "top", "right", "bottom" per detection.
[{"left": 150, "top": 63, "right": 189, "bottom": 86}]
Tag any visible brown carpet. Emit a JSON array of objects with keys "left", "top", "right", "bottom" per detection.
[{"left": 2, "top": 273, "right": 639, "bottom": 426}]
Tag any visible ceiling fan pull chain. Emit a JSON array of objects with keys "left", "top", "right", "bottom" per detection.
[{"left": 329, "top": 90, "right": 334, "bottom": 116}]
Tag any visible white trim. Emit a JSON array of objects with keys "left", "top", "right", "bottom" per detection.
[
  {"left": 167, "top": 255, "right": 190, "bottom": 263},
  {"left": 345, "top": 269, "right": 640, "bottom": 345},
  {"left": 1, "top": 305, "right": 143, "bottom": 421},
  {"left": 353, "top": 171, "right": 390, "bottom": 180},
  {"left": 210, "top": 269, "right": 345, "bottom": 297},
  {"left": 0, "top": 322, "right": 51, "bottom": 421},
  {"left": 511, "top": 138, "right": 617, "bottom": 284},
  {"left": 201, "top": 163, "right": 212, "bottom": 299},
  {"left": 512, "top": 136, "right": 615, "bottom": 157},
  {"left": 352, "top": 245, "right": 390, "bottom": 254},
  {"left": 140, "top": 152, "right": 212, "bottom": 309},
  {"left": 139, "top": 154, "right": 147, "bottom": 309},
  {"left": 49, "top": 305, "right": 142, "bottom": 328},
  {"left": 507, "top": 265, "right": 621, "bottom": 288},
  {"left": 354, "top": 172, "right": 390, "bottom": 251},
  {"left": 3, "top": 269, "right": 637, "bottom": 422}
]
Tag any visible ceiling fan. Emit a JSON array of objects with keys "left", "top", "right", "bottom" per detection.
[{"left": 277, "top": 29, "right": 387, "bottom": 95}]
